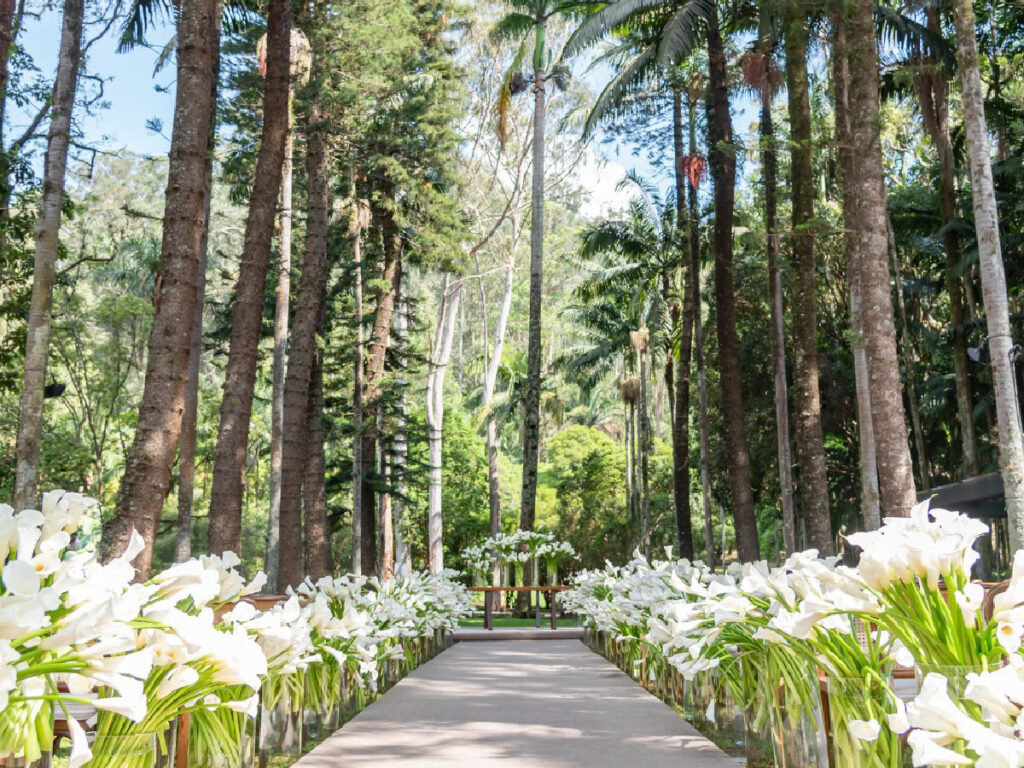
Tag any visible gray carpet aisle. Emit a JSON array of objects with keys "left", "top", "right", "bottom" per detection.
[{"left": 293, "top": 638, "right": 739, "bottom": 767}]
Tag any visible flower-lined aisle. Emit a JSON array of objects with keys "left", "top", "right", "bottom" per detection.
[
  {"left": 0, "top": 491, "right": 471, "bottom": 768},
  {"left": 564, "top": 501, "right": 1024, "bottom": 768}
]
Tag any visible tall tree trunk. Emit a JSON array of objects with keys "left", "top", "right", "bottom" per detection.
[
  {"left": 914, "top": 10, "right": 979, "bottom": 478},
  {"left": 520, "top": 32, "right": 547, "bottom": 539},
  {"left": 761, "top": 57, "right": 797, "bottom": 555},
  {"left": 101, "top": 0, "right": 221, "bottom": 572},
  {"left": 349, "top": 198, "right": 370, "bottom": 575},
  {"left": 785, "top": 15, "right": 833, "bottom": 555},
  {"left": 207, "top": 0, "right": 292, "bottom": 555},
  {"left": 393, "top": 290, "right": 410, "bottom": 575},
  {"left": 265, "top": 128, "right": 294, "bottom": 585},
  {"left": 484, "top": 220, "right": 517, "bottom": 589},
  {"left": 360, "top": 192, "right": 402, "bottom": 579},
  {"left": 12, "top": 0, "right": 83, "bottom": 509},
  {"left": 427, "top": 276, "right": 462, "bottom": 573},
  {"left": 686, "top": 93, "right": 715, "bottom": 571},
  {"left": 380, "top": 427, "right": 394, "bottom": 580},
  {"left": 951, "top": 0, "right": 1024, "bottom": 549},
  {"left": 672, "top": 88, "right": 695, "bottom": 561},
  {"left": 888, "top": 215, "right": 931, "bottom": 490},
  {"left": 707, "top": 1, "right": 759, "bottom": 561},
  {"left": 834, "top": 8, "right": 881, "bottom": 531},
  {"left": 277, "top": 96, "right": 329, "bottom": 590},
  {"left": 174, "top": 76, "right": 217, "bottom": 562},
  {"left": 303, "top": 329, "right": 332, "bottom": 581},
  {"left": 846, "top": 0, "right": 917, "bottom": 517},
  {"left": 0, "top": 0, "right": 17, "bottom": 217},
  {"left": 632, "top": 330, "right": 652, "bottom": 556}
]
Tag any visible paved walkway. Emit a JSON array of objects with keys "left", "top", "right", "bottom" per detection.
[{"left": 294, "top": 639, "right": 738, "bottom": 767}]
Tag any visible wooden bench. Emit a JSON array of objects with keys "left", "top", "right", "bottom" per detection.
[{"left": 467, "top": 586, "right": 573, "bottom": 630}]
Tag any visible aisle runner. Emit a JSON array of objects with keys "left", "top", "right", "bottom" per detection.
[{"left": 294, "top": 638, "right": 737, "bottom": 767}]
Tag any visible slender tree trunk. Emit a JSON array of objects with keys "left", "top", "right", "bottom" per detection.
[
  {"left": 174, "top": 80, "right": 217, "bottom": 562},
  {"left": 207, "top": 0, "right": 292, "bottom": 555},
  {"left": 846, "top": 0, "right": 917, "bottom": 517},
  {"left": 914, "top": 11, "right": 979, "bottom": 477},
  {"left": 785, "top": 15, "right": 833, "bottom": 555},
  {"left": 484, "top": 223, "right": 517, "bottom": 589},
  {"left": 265, "top": 128, "right": 294, "bottom": 585},
  {"left": 632, "top": 331, "right": 652, "bottom": 556},
  {"left": 952, "top": 0, "right": 1024, "bottom": 549},
  {"left": 685, "top": 95, "right": 715, "bottom": 571},
  {"left": 278, "top": 96, "right": 329, "bottom": 590},
  {"left": 672, "top": 88, "right": 695, "bottom": 561},
  {"left": 707, "top": 1, "right": 759, "bottom": 561},
  {"left": 350, "top": 198, "right": 370, "bottom": 575},
  {"left": 380, "top": 426, "right": 394, "bottom": 580},
  {"left": 360, "top": 192, "right": 402, "bottom": 578},
  {"left": 303, "top": 328, "right": 332, "bottom": 581},
  {"left": 834, "top": 9, "right": 881, "bottom": 531},
  {"left": 427, "top": 276, "right": 462, "bottom": 573},
  {"left": 761, "top": 61, "right": 797, "bottom": 555},
  {"left": 101, "top": 0, "right": 221, "bottom": 572},
  {"left": 520, "top": 43, "right": 547, "bottom": 538},
  {"left": 888, "top": 215, "right": 931, "bottom": 489},
  {"left": 393, "top": 291, "right": 410, "bottom": 575},
  {"left": 0, "top": 0, "right": 17, "bottom": 217},
  {"left": 12, "top": 0, "right": 83, "bottom": 509}
]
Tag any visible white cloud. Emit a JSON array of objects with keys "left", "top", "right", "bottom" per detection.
[{"left": 576, "top": 151, "right": 631, "bottom": 220}]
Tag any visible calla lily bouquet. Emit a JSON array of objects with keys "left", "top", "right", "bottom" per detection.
[
  {"left": 565, "top": 501, "right": 1024, "bottom": 768},
  {"left": 460, "top": 530, "right": 577, "bottom": 586},
  {"left": 1, "top": 491, "right": 473, "bottom": 768}
]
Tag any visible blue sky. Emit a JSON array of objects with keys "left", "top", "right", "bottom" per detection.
[{"left": 15, "top": 9, "right": 756, "bottom": 217}]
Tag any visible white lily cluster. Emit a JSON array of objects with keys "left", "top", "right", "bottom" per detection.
[
  {"left": 0, "top": 491, "right": 472, "bottom": 767},
  {"left": 566, "top": 502, "right": 1024, "bottom": 768},
  {"left": 460, "top": 530, "right": 577, "bottom": 583}
]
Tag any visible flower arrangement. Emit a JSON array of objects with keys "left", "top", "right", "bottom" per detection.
[
  {"left": 0, "top": 490, "right": 472, "bottom": 768},
  {"left": 565, "top": 502, "right": 1024, "bottom": 768},
  {"left": 460, "top": 530, "right": 576, "bottom": 586}
]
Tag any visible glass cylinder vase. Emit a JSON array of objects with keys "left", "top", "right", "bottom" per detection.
[{"left": 826, "top": 676, "right": 903, "bottom": 768}]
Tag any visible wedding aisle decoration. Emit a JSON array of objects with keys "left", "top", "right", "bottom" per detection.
[
  {"left": 565, "top": 500, "right": 1024, "bottom": 768},
  {"left": 0, "top": 491, "right": 471, "bottom": 768},
  {"left": 461, "top": 530, "right": 576, "bottom": 587}
]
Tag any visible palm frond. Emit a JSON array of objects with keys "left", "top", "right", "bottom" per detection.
[
  {"left": 583, "top": 43, "right": 659, "bottom": 137},
  {"left": 657, "top": 0, "right": 713, "bottom": 65},
  {"left": 875, "top": 4, "right": 956, "bottom": 72},
  {"left": 563, "top": 0, "right": 670, "bottom": 59},
  {"left": 491, "top": 12, "right": 536, "bottom": 44},
  {"left": 494, "top": 38, "right": 529, "bottom": 147}
]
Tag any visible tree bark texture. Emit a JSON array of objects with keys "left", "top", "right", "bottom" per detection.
[
  {"left": 303, "top": 330, "right": 332, "bottom": 582},
  {"left": 426, "top": 277, "right": 462, "bottom": 573},
  {"left": 520, "top": 54, "right": 547, "bottom": 538},
  {"left": 101, "top": 0, "right": 222, "bottom": 574},
  {"left": 785, "top": 15, "right": 833, "bottom": 555},
  {"left": 12, "top": 0, "right": 83, "bottom": 509},
  {"left": 951, "top": 0, "right": 1024, "bottom": 550},
  {"left": 265, "top": 129, "right": 294, "bottom": 586},
  {"left": 360, "top": 191, "right": 402, "bottom": 578},
  {"left": 672, "top": 88, "right": 695, "bottom": 561},
  {"left": 208, "top": 0, "right": 292, "bottom": 555},
  {"left": 834, "top": 8, "right": 881, "bottom": 531},
  {"left": 350, "top": 199, "right": 370, "bottom": 575},
  {"left": 174, "top": 84, "right": 217, "bottom": 562},
  {"left": 393, "top": 290, "right": 411, "bottom": 575},
  {"left": 761, "top": 61, "right": 797, "bottom": 555},
  {"left": 278, "top": 99, "right": 329, "bottom": 590},
  {"left": 846, "top": 0, "right": 917, "bottom": 517},
  {"left": 706, "top": 1, "right": 759, "bottom": 561}
]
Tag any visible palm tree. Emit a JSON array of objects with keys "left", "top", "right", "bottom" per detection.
[
  {"left": 843, "top": 0, "right": 918, "bottom": 518},
  {"left": 950, "top": 0, "right": 1024, "bottom": 549},
  {"left": 491, "top": 0, "right": 588, "bottom": 548},
  {"left": 561, "top": 177, "right": 676, "bottom": 553}
]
